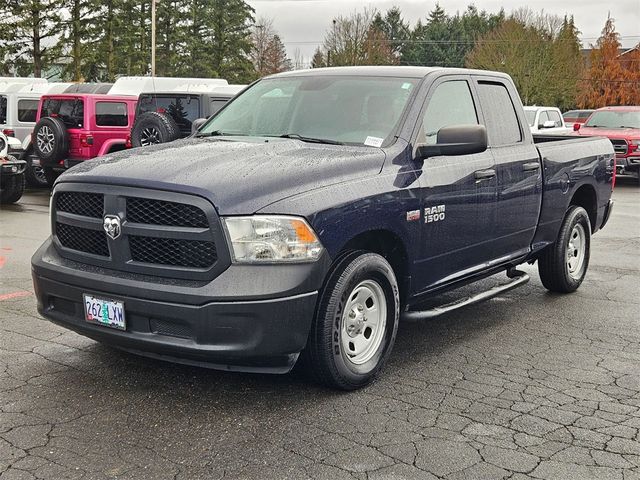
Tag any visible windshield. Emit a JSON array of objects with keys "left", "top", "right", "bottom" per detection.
[
  {"left": 199, "top": 76, "right": 418, "bottom": 146},
  {"left": 525, "top": 110, "right": 536, "bottom": 127},
  {"left": 584, "top": 110, "right": 640, "bottom": 129}
]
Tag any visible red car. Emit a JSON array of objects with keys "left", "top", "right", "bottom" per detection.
[
  {"left": 32, "top": 93, "right": 138, "bottom": 185},
  {"left": 562, "top": 109, "right": 594, "bottom": 128},
  {"left": 576, "top": 106, "right": 640, "bottom": 184}
]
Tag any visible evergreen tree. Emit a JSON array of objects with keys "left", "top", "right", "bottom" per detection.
[
  {"left": 263, "top": 35, "right": 291, "bottom": 75},
  {"left": 372, "top": 7, "right": 410, "bottom": 56},
  {"left": 311, "top": 47, "right": 326, "bottom": 68},
  {"left": 2, "top": 0, "right": 62, "bottom": 77}
]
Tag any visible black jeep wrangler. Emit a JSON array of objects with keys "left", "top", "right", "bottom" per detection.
[{"left": 130, "top": 88, "right": 244, "bottom": 147}]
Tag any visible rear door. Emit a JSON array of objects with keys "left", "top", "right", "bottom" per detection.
[
  {"left": 93, "top": 100, "right": 131, "bottom": 156},
  {"left": 15, "top": 97, "right": 39, "bottom": 142},
  {"left": 412, "top": 75, "right": 498, "bottom": 291},
  {"left": 473, "top": 77, "right": 542, "bottom": 260}
]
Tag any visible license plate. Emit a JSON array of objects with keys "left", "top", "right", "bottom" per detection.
[{"left": 83, "top": 294, "right": 126, "bottom": 330}]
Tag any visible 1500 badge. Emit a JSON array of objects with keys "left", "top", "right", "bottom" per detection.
[{"left": 425, "top": 205, "right": 445, "bottom": 223}]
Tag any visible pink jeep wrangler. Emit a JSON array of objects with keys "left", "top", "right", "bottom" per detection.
[{"left": 32, "top": 94, "right": 138, "bottom": 185}]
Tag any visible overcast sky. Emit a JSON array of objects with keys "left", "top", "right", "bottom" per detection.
[{"left": 246, "top": 0, "right": 640, "bottom": 65}]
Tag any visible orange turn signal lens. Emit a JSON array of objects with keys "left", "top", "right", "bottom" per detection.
[{"left": 291, "top": 219, "right": 317, "bottom": 244}]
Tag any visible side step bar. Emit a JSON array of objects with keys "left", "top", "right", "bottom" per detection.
[{"left": 401, "top": 269, "right": 530, "bottom": 322}]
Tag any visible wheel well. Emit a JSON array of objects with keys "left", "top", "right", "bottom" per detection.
[
  {"left": 342, "top": 230, "right": 410, "bottom": 303},
  {"left": 569, "top": 185, "right": 597, "bottom": 231},
  {"left": 107, "top": 144, "right": 127, "bottom": 154}
]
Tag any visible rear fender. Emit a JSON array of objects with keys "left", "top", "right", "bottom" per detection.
[{"left": 98, "top": 139, "right": 127, "bottom": 157}]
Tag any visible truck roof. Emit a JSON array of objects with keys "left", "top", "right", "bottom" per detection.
[{"left": 271, "top": 66, "right": 512, "bottom": 80}]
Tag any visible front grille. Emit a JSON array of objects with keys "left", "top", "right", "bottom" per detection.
[
  {"left": 610, "top": 139, "right": 628, "bottom": 155},
  {"left": 56, "top": 223, "right": 109, "bottom": 257},
  {"left": 130, "top": 236, "right": 217, "bottom": 268},
  {"left": 52, "top": 186, "right": 227, "bottom": 280},
  {"left": 126, "top": 197, "right": 208, "bottom": 228},
  {"left": 56, "top": 192, "right": 104, "bottom": 218}
]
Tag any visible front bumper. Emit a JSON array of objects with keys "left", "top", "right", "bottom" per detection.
[
  {"left": 32, "top": 239, "right": 331, "bottom": 373},
  {"left": 0, "top": 158, "right": 27, "bottom": 177}
]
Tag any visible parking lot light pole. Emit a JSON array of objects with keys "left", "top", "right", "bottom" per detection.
[{"left": 152, "top": 0, "right": 158, "bottom": 76}]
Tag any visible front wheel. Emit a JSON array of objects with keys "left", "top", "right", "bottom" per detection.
[
  {"left": 0, "top": 171, "right": 25, "bottom": 204},
  {"left": 302, "top": 251, "right": 400, "bottom": 390},
  {"left": 538, "top": 205, "right": 591, "bottom": 293}
]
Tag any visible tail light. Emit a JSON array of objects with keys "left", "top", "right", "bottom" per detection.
[
  {"left": 2, "top": 129, "right": 15, "bottom": 137},
  {"left": 125, "top": 134, "right": 132, "bottom": 149},
  {"left": 80, "top": 134, "right": 93, "bottom": 147},
  {"left": 573, "top": 123, "right": 581, "bottom": 132}
]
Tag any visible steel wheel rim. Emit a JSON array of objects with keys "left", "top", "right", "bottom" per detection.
[
  {"left": 140, "top": 127, "right": 161, "bottom": 146},
  {"left": 36, "top": 126, "right": 55, "bottom": 154},
  {"left": 567, "top": 223, "right": 586, "bottom": 279},
  {"left": 341, "top": 279, "right": 387, "bottom": 365}
]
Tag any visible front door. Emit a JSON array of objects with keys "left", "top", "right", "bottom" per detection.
[{"left": 411, "top": 76, "right": 497, "bottom": 292}]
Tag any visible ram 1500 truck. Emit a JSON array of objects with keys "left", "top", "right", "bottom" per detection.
[{"left": 31, "top": 67, "right": 615, "bottom": 390}]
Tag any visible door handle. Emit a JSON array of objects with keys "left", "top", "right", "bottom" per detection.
[
  {"left": 474, "top": 169, "right": 496, "bottom": 180},
  {"left": 523, "top": 162, "right": 541, "bottom": 172}
]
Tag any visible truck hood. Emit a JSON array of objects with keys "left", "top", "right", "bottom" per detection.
[
  {"left": 59, "top": 137, "right": 386, "bottom": 214},
  {"left": 578, "top": 127, "right": 640, "bottom": 140}
]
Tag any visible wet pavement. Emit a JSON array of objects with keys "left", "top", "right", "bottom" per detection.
[{"left": 0, "top": 181, "right": 639, "bottom": 479}]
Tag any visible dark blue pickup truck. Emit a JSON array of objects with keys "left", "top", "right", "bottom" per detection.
[{"left": 32, "top": 67, "right": 615, "bottom": 390}]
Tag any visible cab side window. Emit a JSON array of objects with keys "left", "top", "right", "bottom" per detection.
[
  {"left": 421, "top": 81, "right": 478, "bottom": 145},
  {"left": 476, "top": 81, "right": 522, "bottom": 146},
  {"left": 548, "top": 110, "right": 562, "bottom": 127}
]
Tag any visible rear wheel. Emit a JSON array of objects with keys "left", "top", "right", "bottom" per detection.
[
  {"left": 302, "top": 251, "right": 400, "bottom": 390},
  {"left": 538, "top": 205, "right": 591, "bottom": 293},
  {"left": 24, "top": 151, "right": 49, "bottom": 188},
  {"left": 43, "top": 167, "right": 61, "bottom": 187}
]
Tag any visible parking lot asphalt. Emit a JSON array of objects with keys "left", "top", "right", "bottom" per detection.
[{"left": 0, "top": 181, "right": 639, "bottom": 480}]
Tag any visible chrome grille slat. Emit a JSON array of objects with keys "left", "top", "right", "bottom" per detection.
[{"left": 610, "top": 139, "right": 628, "bottom": 155}]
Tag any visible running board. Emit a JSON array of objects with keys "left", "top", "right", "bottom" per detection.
[{"left": 401, "top": 269, "right": 530, "bottom": 322}]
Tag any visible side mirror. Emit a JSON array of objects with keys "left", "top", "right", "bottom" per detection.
[
  {"left": 191, "top": 118, "right": 208, "bottom": 134},
  {"left": 541, "top": 120, "right": 556, "bottom": 129},
  {"left": 573, "top": 123, "right": 581, "bottom": 132},
  {"left": 416, "top": 124, "right": 488, "bottom": 159}
]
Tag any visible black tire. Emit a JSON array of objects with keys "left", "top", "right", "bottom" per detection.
[
  {"left": 302, "top": 251, "right": 400, "bottom": 390},
  {"left": 0, "top": 161, "right": 25, "bottom": 204},
  {"left": 538, "top": 205, "right": 591, "bottom": 293},
  {"left": 43, "top": 167, "right": 61, "bottom": 187},
  {"left": 131, "top": 112, "right": 180, "bottom": 148},
  {"left": 33, "top": 117, "right": 69, "bottom": 164},
  {"left": 24, "top": 150, "right": 49, "bottom": 188}
]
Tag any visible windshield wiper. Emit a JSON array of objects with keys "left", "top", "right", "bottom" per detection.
[
  {"left": 195, "top": 130, "right": 243, "bottom": 138},
  {"left": 277, "top": 133, "right": 344, "bottom": 145}
]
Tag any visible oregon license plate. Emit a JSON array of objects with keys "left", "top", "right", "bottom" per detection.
[{"left": 83, "top": 294, "right": 126, "bottom": 330}]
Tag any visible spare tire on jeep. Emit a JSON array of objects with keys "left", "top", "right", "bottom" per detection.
[
  {"left": 131, "top": 112, "right": 180, "bottom": 148},
  {"left": 33, "top": 117, "right": 69, "bottom": 164}
]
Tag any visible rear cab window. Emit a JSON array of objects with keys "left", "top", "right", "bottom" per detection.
[
  {"left": 95, "top": 101, "right": 128, "bottom": 127},
  {"left": 476, "top": 81, "right": 523, "bottom": 146},
  {"left": 17, "top": 99, "right": 39, "bottom": 123},
  {"left": 547, "top": 110, "right": 562, "bottom": 127},
  {"left": 138, "top": 94, "right": 200, "bottom": 134},
  {"left": 41, "top": 98, "right": 85, "bottom": 129}
]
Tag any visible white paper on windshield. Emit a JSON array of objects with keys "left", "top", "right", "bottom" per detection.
[{"left": 364, "top": 136, "right": 384, "bottom": 147}]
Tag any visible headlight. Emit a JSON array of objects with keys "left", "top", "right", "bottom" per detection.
[{"left": 222, "top": 216, "right": 324, "bottom": 263}]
